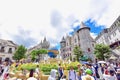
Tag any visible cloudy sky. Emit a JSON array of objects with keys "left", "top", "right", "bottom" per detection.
[{"left": 0, "top": 0, "right": 120, "bottom": 49}]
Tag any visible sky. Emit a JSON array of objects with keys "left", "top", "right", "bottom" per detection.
[{"left": 0, "top": 0, "right": 120, "bottom": 49}]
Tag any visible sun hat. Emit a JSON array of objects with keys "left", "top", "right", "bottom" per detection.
[{"left": 85, "top": 69, "right": 93, "bottom": 75}]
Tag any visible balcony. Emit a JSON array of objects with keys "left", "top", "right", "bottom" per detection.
[{"left": 110, "top": 41, "right": 120, "bottom": 49}]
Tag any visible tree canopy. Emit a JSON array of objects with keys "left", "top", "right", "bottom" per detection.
[
  {"left": 94, "top": 44, "right": 111, "bottom": 60},
  {"left": 13, "top": 45, "right": 27, "bottom": 61},
  {"left": 30, "top": 49, "right": 48, "bottom": 61},
  {"left": 73, "top": 46, "right": 83, "bottom": 61}
]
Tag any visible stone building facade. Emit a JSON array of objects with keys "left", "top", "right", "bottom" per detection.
[
  {"left": 0, "top": 39, "right": 18, "bottom": 61},
  {"left": 95, "top": 15, "right": 120, "bottom": 56},
  {"left": 27, "top": 37, "right": 50, "bottom": 60},
  {"left": 60, "top": 22, "right": 95, "bottom": 61}
]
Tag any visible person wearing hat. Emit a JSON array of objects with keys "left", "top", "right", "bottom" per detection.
[{"left": 81, "top": 69, "right": 95, "bottom": 80}]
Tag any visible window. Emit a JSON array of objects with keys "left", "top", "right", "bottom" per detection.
[
  {"left": 113, "top": 32, "right": 116, "bottom": 36},
  {"left": 88, "top": 48, "right": 91, "bottom": 52},
  {"left": 8, "top": 48, "right": 12, "bottom": 53},
  {"left": 0, "top": 46, "right": 5, "bottom": 52},
  {"left": 92, "top": 44, "right": 94, "bottom": 47},
  {"left": 75, "top": 38, "right": 77, "bottom": 43}
]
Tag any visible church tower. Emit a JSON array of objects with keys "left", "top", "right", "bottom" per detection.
[
  {"left": 41, "top": 37, "right": 50, "bottom": 49},
  {"left": 77, "top": 22, "right": 95, "bottom": 60},
  {"left": 60, "top": 37, "right": 66, "bottom": 48}
]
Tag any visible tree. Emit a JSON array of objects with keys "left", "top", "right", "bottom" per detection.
[
  {"left": 13, "top": 45, "right": 27, "bottom": 61},
  {"left": 94, "top": 44, "right": 111, "bottom": 60},
  {"left": 30, "top": 50, "right": 38, "bottom": 61},
  {"left": 30, "top": 49, "right": 48, "bottom": 61},
  {"left": 37, "top": 49, "right": 48, "bottom": 60},
  {"left": 73, "top": 46, "right": 83, "bottom": 61},
  {"left": 37, "top": 49, "right": 48, "bottom": 55}
]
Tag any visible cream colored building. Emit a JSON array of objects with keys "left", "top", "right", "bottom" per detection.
[
  {"left": 0, "top": 39, "right": 18, "bottom": 61},
  {"left": 95, "top": 15, "right": 120, "bottom": 57},
  {"left": 60, "top": 22, "right": 95, "bottom": 61}
]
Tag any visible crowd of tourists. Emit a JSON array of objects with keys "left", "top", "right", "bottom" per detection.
[
  {"left": 0, "top": 60, "right": 40, "bottom": 80},
  {"left": 49, "top": 60, "right": 120, "bottom": 80},
  {"left": 1, "top": 59, "right": 120, "bottom": 80}
]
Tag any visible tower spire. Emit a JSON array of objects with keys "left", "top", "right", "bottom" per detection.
[
  {"left": 80, "top": 22, "right": 86, "bottom": 28},
  {"left": 43, "top": 37, "right": 46, "bottom": 42}
]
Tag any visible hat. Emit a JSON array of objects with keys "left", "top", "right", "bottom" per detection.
[
  {"left": 116, "top": 69, "right": 120, "bottom": 73},
  {"left": 85, "top": 69, "right": 92, "bottom": 75}
]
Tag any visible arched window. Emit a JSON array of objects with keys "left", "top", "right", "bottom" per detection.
[
  {"left": 8, "top": 48, "right": 12, "bottom": 53},
  {"left": 88, "top": 48, "right": 91, "bottom": 52}
]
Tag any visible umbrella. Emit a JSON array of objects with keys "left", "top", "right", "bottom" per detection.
[{"left": 98, "top": 61, "right": 106, "bottom": 64}]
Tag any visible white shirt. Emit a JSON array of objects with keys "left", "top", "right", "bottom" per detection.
[
  {"left": 103, "top": 74, "right": 117, "bottom": 80},
  {"left": 48, "top": 76, "right": 56, "bottom": 80},
  {"left": 35, "top": 68, "right": 39, "bottom": 73},
  {"left": 103, "top": 74, "right": 109, "bottom": 80},
  {"left": 27, "top": 77, "right": 37, "bottom": 80},
  {"left": 107, "top": 75, "right": 117, "bottom": 80},
  {"left": 69, "top": 70, "right": 77, "bottom": 80}
]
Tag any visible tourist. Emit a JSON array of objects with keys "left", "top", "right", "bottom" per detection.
[
  {"left": 94, "top": 63, "right": 99, "bottom": 79},
  {"left": 106, "top": 70, "right": 117, "bottom": 80},
  {"left": 116, "top": 69, "right": 120, "bottom": 80},
  {"left": 77, "top": 68, "right": 84, "bottom": 80},
  {"left": 26, "top": 69, "right": 38, "bottom": 80},
  {"left": 1, "top": 61, "right": 10, "bottom": 80},
  {"left": 81, "top": 69, "right": 95, "bottom": 80},
  {"left": 48, "top": 69, "right": 57, "bottom": 80},
  {"left": 103, "top": 67, "right": 109, "bottom": 80},
  {"left": 68, "top": 66, "right": 77, "bottom": 80},
  {"left": 35, "top": 65, "right": 40, "bottom": 75},
  {"left": 86, "top": 64, "right": 96, "bottom": 80},
  {"left": 58, "top": 66, "right": 64, "bottom": 80},
  {"left": 77, "top": 64, "right": 81, "bottom": 70},
  {"left": 108, "top": 63, "right": 115, "bottom": 72}
]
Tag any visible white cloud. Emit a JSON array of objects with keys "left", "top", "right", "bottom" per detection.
[
  {"left": 0, "top": 0, "right": 119, "bottom": 48},
  {"left": 90, "top": 32, "right": 97, "bottom": 39}
]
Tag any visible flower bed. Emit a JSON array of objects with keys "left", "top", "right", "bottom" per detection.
[{"left": 10, "top": 61, "right": 80, "bottom": 75}]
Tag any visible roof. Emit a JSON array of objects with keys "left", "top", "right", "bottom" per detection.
[{"left": 0, "top": 39, "right": 18, "bottom": 47}]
